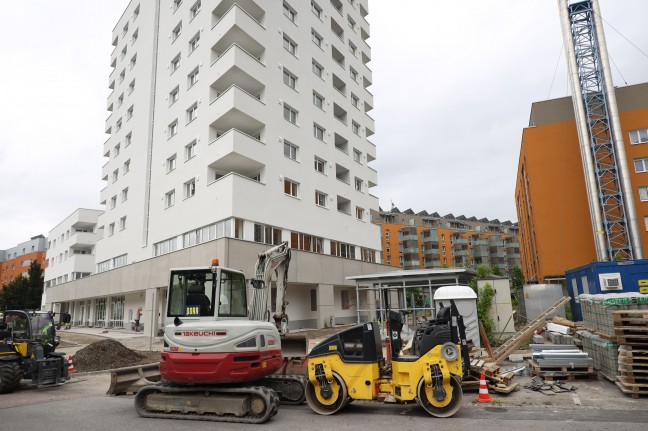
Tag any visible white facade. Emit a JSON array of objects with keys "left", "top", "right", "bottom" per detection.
[
  {"left": 44, "top": 209, "right": 103, "bottom": 288},
  {"left": 96, "top": 0, "right": 379, "bottom": 271}
]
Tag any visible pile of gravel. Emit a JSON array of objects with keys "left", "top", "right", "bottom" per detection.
[{"left": 72, "top": 339, "right": 160, "bottom": 372}]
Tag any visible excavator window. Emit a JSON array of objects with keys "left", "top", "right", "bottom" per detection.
[
  {"left": 168, "top": 270, "right": 215, "bottom": 317},
  {"left": 218, "top": 271, "right": 247, "bottom": 317}
]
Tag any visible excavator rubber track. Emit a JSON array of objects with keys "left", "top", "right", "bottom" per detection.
[
  {"left": 259, "top": 374, "right": 307, "bottom": 405},
  {"left": 134, "top": 383, "right": 280, "bottom": 424}
]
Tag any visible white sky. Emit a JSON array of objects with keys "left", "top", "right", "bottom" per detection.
[{"left": 1, "top": 0, "right": 647, "bottom": 249}]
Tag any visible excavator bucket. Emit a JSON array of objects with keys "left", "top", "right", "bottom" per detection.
[{"left": 281, "top": 334, "right": 308, "bottom": 358}]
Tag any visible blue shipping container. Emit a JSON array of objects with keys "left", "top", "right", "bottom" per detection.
[{"left": 565, "top": 259, "right": 648, "bottom": 321}]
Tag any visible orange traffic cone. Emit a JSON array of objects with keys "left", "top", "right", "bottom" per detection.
[
  {"left": 67, "top": 356, "right": 76, "bottom": 374},
  {"left": 475, "top": 371, "right": 493, "bottom": 403}
]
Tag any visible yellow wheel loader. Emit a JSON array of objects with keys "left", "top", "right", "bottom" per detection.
[{"left": 306, "top": 301, "right": 469, "bottom": 418}]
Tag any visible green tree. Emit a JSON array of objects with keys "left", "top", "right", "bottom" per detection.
[
  {"left": 490, "top": 265, "right": 504, "bottom": 276},
  {"left": 0, "top": 262, "right": 43, "bottom": 309},
  {"left": 468, "top": 265, "right": 497, "bottom": 344},
  {"left": 26, "top": 261, "right": 44, "bottom": 309},
  {"left": 510, "top": 265, "right": 524, "bottom": 293}
]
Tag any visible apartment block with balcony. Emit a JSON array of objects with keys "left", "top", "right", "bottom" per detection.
[
  {"left": 0, "top": 236, "right": 48, "bottom": 286},
  {"left": 45, "top": 0, "right": 388, "bottom": 333},
  {"left": 374, "top": 207, "right": 520, "bottom": 273},
  {"left": 44, "top": 209, "right": 103, "bottom": 288}
]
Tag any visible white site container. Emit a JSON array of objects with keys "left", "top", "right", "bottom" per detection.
[
  {"left": 523, "top": 284, "right": 566, "bottom": 321},
  {"left": 434, "top": 285, "right": 480, "bottom": 348}
]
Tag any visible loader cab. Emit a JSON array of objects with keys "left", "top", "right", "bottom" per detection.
[{"left": 167, "top": 261, "right": 248, "bottom": 319}]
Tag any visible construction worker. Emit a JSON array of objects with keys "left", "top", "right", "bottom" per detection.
[{"left": 63, "top": 312, "right": 72, "bottom": 330}]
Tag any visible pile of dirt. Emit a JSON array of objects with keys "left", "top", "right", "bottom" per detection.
[{"left": 72, "top": 339, "right": 160, "bottom": 372}]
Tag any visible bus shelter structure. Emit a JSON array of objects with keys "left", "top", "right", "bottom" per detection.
[{"left": 347, "top": 268, "right": 476, "bottom": 337}]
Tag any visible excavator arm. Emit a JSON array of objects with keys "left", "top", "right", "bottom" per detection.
[{"left": 249, "top": 242, "right": 291, "bottom": 335}]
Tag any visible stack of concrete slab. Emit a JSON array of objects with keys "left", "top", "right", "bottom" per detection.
[
  {"left": 578, "top": 293, "right": 648, "bottom": 337},
  {"left": 578, "top": 330, "right": 619, "bottom": 381},
  {"left": 528, "top": 344, "right": 594, "bottom": 381},
  {"left": 544, "top": 321, "right": 574, "bottom": 345}
]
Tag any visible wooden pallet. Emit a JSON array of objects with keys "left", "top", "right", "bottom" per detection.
[
  {"left": 528, "top": 360, "right": 596, "bottom": 381},
  {"left": 598, "top": 370, "right": 618, "bottom": 382},
  {"left": 613, "top": 310, "right": 648, "bottom": 322},
  {"left": 616, "top": 375, "right": 648, "bottom": 399}
]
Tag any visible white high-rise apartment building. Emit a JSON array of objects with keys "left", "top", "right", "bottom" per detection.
[{"left": 97, "top": 0, "right": 379, "bottom": 269}]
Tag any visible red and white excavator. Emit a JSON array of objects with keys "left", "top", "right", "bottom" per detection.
[{"left": 135, "top": 242, "right": 306, "bottom": 424}]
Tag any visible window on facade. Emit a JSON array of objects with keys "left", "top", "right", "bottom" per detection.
[
  {"left": 121, "top": 187, "right": 128, "bottom": 202},
  {"left": 116, "top": 119, "right": 122, "bottom": 131},
  {"left": 634, "top": 158, "right": 648, "bottom": 173},
  {"left": 311, "top": 289, "right": 317, "bottom": 311},
  {"left": 645, "top": 216, "right": 648, "bottom": 231},
  {"left": 188, "top": 68, "right": 199, "bottom": 86},
  {"left": 110, "top": 196, "right": 117, "bottom": 210},
  {"left": 312, "top": 30, "right": 323, "bottom": 48},
  {"left": 631, "top": 128, "right": 648, "bottom": 145},
  {"left": 169, "top": 120, "right": 178, "bottom": 137},
  {"left": 361, "top": 248, "right": 374, "bottom": 263},
  {"left": 312, "top": 60, "right": 323, "bottom": 78},
  {"left": 187, "top": 103, "right": 198, "bottom": 123},
  {"left": 353, "top": 148, "right": 362, "bottom": 163},
  {"left": 171, "top": 55, "right": 180, "bottom": 72},
  {"left": 315, "top": 190, "right": 327, "bottom": 207},
  {"left": 283, "top": 104, "right": 297, "bottom": 124},
  {"left": 349, "top": 41, "right": 357, "bottom": 55},
  {"left": 172, "top": 22, "right": 182, "bottom": 41},
  {"left": 350, "top": 67, "right": 358, "bottom": 82},
  {"left": 284, "top": 178, "right": 299, "bottom": 197},
  {"left": 284, "top": 141, "right": 298, "bottom": 160},
  {"left": 134, "top": 4, "right": 140, "bottom": 19},
  {"left": 314, "top": 124, "right": 325, "bottom": 140},
  {"left": 128, "top": 80, "right": 135, "bottom": 94},
  {"left": 173, "top": 0, "right": 183, "bottom": 10},
  {"left": 351, "top": 93, "right": 359, "bottom": 108},
  {"left": 291, "top": 231, "right": 323, "bottom": 253},
  {"left": 185, "top": 140, "right": 196, "bottom": 160},
  {"left": 114, "top": 144, "right": 121, "bottom": 157},
  {"left": 117, "top": 93, "right": 124, "bottom": 107},
  {"left": 126, "top": 105, "right": 133, "bottom": 119},
  {"left": 109, "top": 223, "right": 115, "bottom": 236},
  {"left": 189, "top": 33, "right": 200, "bottom": 53},
  {"left": 356, "top": 206, "right": 364, "bottom": 220},
  {"left": 165, "top": 190, "right": 175, "bottom": 208},
  {"left": 313, "top": 92, "right": 324, "bottom": 109},
  {"left": 166, "top": 154, "right": 177, "bottom": 172},
  {"left": 170, "top": 86, "right": 179, "bottom": 104},
  {"left": 119, "top": 216, "right": 127, "bottom": 231},
  {"left": 254, "top": 223, "right": 282, "bottom": 245},
  {"left": 312, "top": 1, "right": 322, "bottom": 18},
  {"left": 283, "top": 2, "right": 296, "bottom": 22},
  {"left": 184, "top": 178, "right": 196, "bottom": 198},
  {"left": 330, "top": 241, "right": 356, "bottom": 259},
  {"left": 640, "top": 186, "right": 648, "bottom": 202},
  {"left": 283, "top": 68, "right": 297, "bottom": 89},
  {"left": 348, "top": 16, "right": 356, "bottom": 30},
  {"left": 283, "top": 35, "right": 296, "bottom": 55},
  {"left": 121, "top": 46, "right": 127, "bottom": 60},
  {"left": 354, "top": 177, "right": 362, "bottom": 191},
  {"left": 352, "top": 121, "right": 360, "bottom": 135},
  {"left": 130, "top": 54, "right": 137, "bottom": 69},
  {"left": 112, "top": 169, "right": 119, "bottom": 183},
  {"left": 123, "top": 159, "right": 131, "bottom": 174},
  {"left": 132, "top": 29, "right": 138, "bottom": 44},
  {"left": 314, "top": 156, "right": 326, "bottom": 174},
  {"left": 190, "top": 0, "right": 201, "bottom": 18}
]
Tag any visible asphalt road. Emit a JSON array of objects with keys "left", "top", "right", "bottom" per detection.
[{"left": 2, "top": 374, "right": 648, "bottom": 431}]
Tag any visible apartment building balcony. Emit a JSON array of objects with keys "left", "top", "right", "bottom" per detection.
[
  {"left": 207, "top": 172, "right": 266, "bottom": 214},
  {"left": 454, "top": 250, "right": 468, "bottom": 257},
  {"left": 207, "top": 85, "right": 266, "bottom": 140},
  {"left": 422, "top": 233, "right": 439, "bottom": 243},
  {"left": 401, "top": 247, "right": 419, "bottom": 254},
  {"left": 209, "top": 44, "right": 266, "bottom": 98},
  {"left": 399, "top": 233, "right": 418, "bottom": 242},
  {"left": 453, "top": 238, "right": 468, "bottom": 246},
  {"left": 507, "top": 253, "right": 520, "bottom": 259},
  {"left": 424, "top": 248, "right": 440, "bottom": 257},
  {"left": 206, "top": 129, "right": 265, "bottom": 181},
  {"left": 334, "top": 133, "right": 349, "bottom": 154},
  {"left": 333, "top": 103, "right": 347, "bottom": 125},
  {"left": 474, "top": 239, "right": 489, "bottom": 246},
  {"left": 471, "top": 249, "right": 489, "bottom": 258},
  {"left": 335, "top": 164, "right": 350, "bottom": 184},
  {"left": 99, "top": 187, "right": 108, "bottom": 205},
  {"left": 506, "top": 242, "right": 520, "bottom": 249},
  {"left": 490, "top": 252, "right": 506, "bottom": 258},
  {"left": 69, "top": 231, "right": 101, "bottom": 248},
  {"left": 423, "top": 259, "right": 441, "bottom": 269},
  {"left": 403, "top": 259, "right": 420, "bottom": 269},
  {"left": 210, "top": 4, "right": 266, "bottom": 63},
  {"left": 101, "top": 161, "right": 111, "bottom": 181}
]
